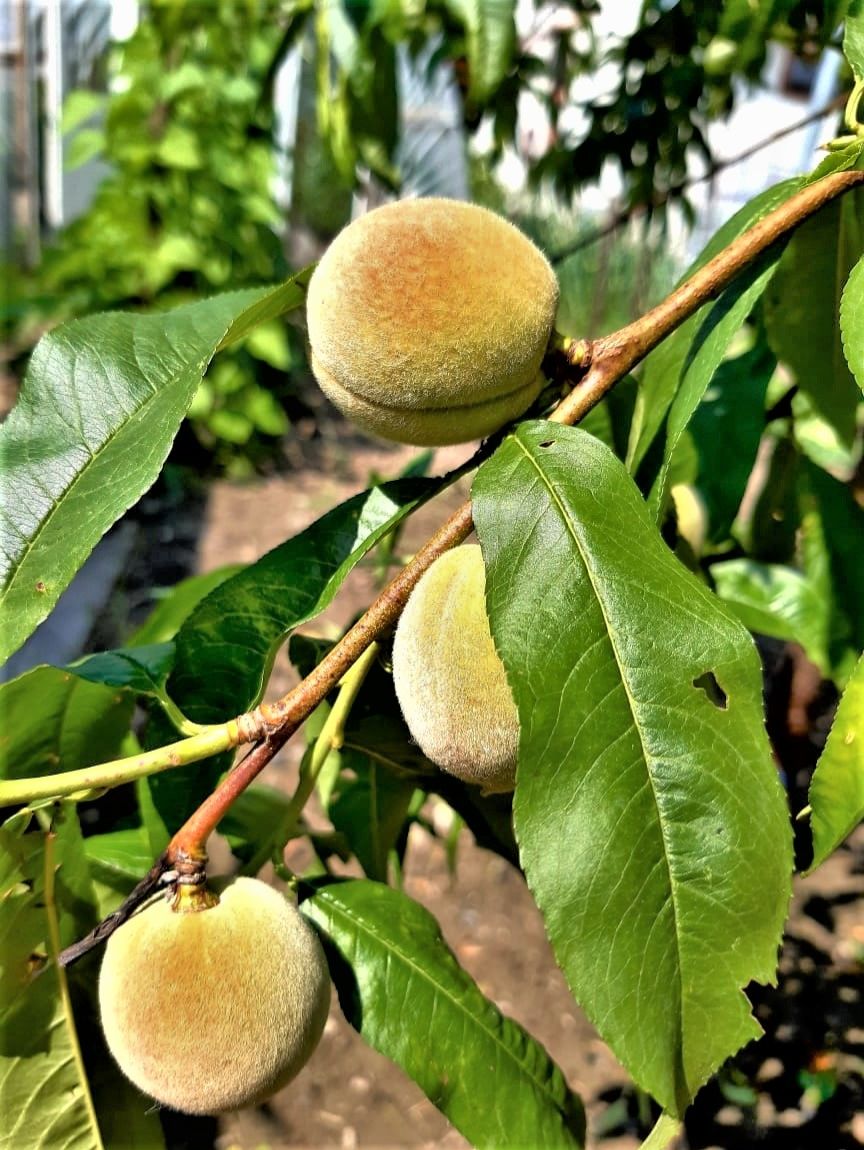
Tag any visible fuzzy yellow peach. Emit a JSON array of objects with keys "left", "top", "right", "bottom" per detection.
[
  {"left": 306, "top": 198, "right": 559, "bottom": 445},
  {"left": 98, "top": 877, "right": 330, "bottom": 1115}
]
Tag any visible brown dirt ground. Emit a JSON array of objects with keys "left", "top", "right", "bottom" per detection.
[{"left": 169, "top": 436, "right": 862, "bottom": 1150}]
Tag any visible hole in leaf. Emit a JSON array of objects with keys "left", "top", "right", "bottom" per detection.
[
  {"left": 538, "top": 440, "right": 554, "bottom": 448},
  {"left": 693, "top": 671, "right": 728, "bottom": 710}
]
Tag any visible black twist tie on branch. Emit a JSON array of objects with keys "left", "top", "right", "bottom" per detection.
[{"left": 57, "top": 853, "right": 170, "bottom": 968}]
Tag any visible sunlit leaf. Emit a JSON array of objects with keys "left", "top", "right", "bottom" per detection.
[
  {"left": 845, "top": 0, "right": 864, "bottom": 77},
  {"left": 0, "top": 275, "right": 309, "bottom": 664},
  {"left": 711, "top": 559, "right": 830, "bottom": 674},
  {"left": 474, "top": 422, "right": 792, "bottom": 1116},
  {"left": 304, "top": 879, "right": 585, "bottom": 1147},
  {"left": 0, "top": 668, "right": 133, "bottom": 784}
]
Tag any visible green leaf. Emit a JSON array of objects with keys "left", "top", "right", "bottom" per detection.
[
  {"left": 791, "top": 389, "right": 859, "bottom": 475},
  {"left": 169, "top": 478, "right": 439, "bottom": 722},
  {"left": 647, "top": 250, "right": 785, "bottom": 517},
  {"left": 627, "top": 178, "right": 802, "bottom": 479},
  {"left": 244, "top": 321, "right": 293, "bottom": 371},
  {"left": 347, "top": 26, "right": 400, "bottom": 184},
  {"left": 0, "top": 807, "right": 102, "bottom": 1150},
  {"left": 807, "top": 463, "right": 864, "bottom": 654},
  {"left": 0, "top": 275, "right": 309, "bottom": 665},
  {"left": 156, "top": 124, "right": 203, "bottom": 169},
  {"left": 840, "top": 252, "right": 864, "bottom": 393},
  {"left": 845, "top": 0, "right": 864, "bottom": 77},
  {"left": 473, "top": 422, "right": 792, "bottom": 1117},
  {"left": 0, "top": 667, "right": 133, "bottom": 783},
  {"left": 807, "top": 652, "right": 864, "bottom": 872},
  {"left": 710, "top": 559, "right": 829, "bottom": 674},
  {"left": 206, "top": 409, "right": 253, "bottom": 445},
  {"left": 303, "top": 879, "right": 585, "bottom": 1148},
  {"left": 764, "top": 195, "right": 862, "bottom": 449},
  {"left": 61, "top": 90, "right": 106, "bottom": 133},
  {"left": 797, "top": 473, "right": 857, "bottom": 684},
  {"left": 329, "top": 751, "right": 417, "bottom": 881},
  {"left": 138, "top": 707, "right": 230, "bottom": 837},
  {"left": 67, "top": 645, "right": 175, "bottom": 699},
  {"left": 243, "top": 386, "right": 290, "bottom": 436},
  {"left": 128, "top": 565, "right": 244, "bottom": 646},
  {"left": 85, "top": 823, "right": 151, "bottom": 915},
  {"left": 65, "top": 129, "right": 106, "bottom": 171},
  {"left": 337, "top": 648, "right": 437, "bottom": 779},
  {"left": 688, "top": 342, "right": 775, "bottom": 542},
  {"left": 80, "top": 1022, "right": 166, "bottom": 1150},
  {"left": 84, "top": 827, "right": 153, "bottom": 888},
  {"left": 442, "top": 0, "right": 517, "bottom": 103}
]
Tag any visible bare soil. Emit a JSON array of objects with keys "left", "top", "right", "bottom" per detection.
[{"left": 146, "top": 435, "right": 862, "bottom": 1150}]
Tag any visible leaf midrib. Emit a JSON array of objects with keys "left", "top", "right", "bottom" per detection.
[
  {"left": 514, "top": 433, "right": 686, "bottom": 1083},
  {"left": 312, "top": 889, "right": 573, "bottom": 1118}
]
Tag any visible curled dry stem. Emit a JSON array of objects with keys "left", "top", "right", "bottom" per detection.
[{"left": 40, "top": 166, "right": 864, "bottom": 962}]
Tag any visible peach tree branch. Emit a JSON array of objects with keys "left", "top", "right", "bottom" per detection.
[{"left": 18, "top": 166, "right": 862, "bottom": 912}]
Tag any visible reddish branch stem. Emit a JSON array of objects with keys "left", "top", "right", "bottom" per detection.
[
  {"left": 161, "top": 167, "right": 862, "bottom": 860},
  {"left": 170, "top": 502, "right": 475, "bottom": 852}
]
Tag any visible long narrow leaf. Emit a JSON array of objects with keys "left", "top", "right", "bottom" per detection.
[
  {"left": 169, "top": 478, "right": 439, "bottom": 722},
  {"left": 807, "top": 652, "right": 864, "bottom": 872},
  {"left": 0, "top": 276, "right": 308, "bottom": 664},
  {"left": 304, "top": 879, "right": 585, "bottom": 1148},
  {"left": 626, "top": 179, "right": 802, "bottom": 477},
  {"left": 474, "top": 422, "right": 792, "bottom": 1116},
  {"left": 0, "top": 811, "right": 104, "bottom": 1150}
]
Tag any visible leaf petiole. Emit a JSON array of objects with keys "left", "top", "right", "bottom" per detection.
[{"left": 0, "top": 720, "right": 242, "bottom": 807}]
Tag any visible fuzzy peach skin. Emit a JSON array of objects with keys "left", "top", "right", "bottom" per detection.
[
  {"left": 306, "top": 198, "right": 559, "bottom": 445},
  {"left": 99, "top": 877, "right": 331, "bottom": 1115},
  {"left": 392, "top": 544, "right": 519, "bottom": 793}
]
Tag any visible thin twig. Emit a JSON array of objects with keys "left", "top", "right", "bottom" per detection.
[
  {"left": 550, "top": 94, "right": 846, "bottom": 265},
  {"left": 170, "top": 503, "right": 475, "bottom": 852},
  {"left": 58, "top": 853, "right": 170, "bottom": 966}
]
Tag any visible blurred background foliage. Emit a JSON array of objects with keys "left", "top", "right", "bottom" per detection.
[{"left": 2, "top": 0, "right": 856, "bottom": 472}]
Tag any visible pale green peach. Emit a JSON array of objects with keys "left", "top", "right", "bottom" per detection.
[
  {"left": 392, "top": 544, "right": 519, "bottom": 793},
  {"left": 671, "top": 483, "right": 709, "bottom": 556}
]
